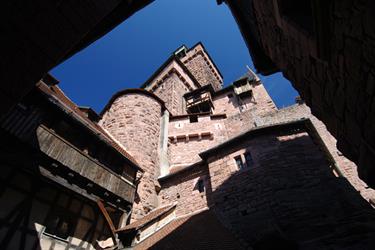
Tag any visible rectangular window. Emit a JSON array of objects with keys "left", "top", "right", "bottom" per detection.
[
  {"left": 244, "top": 152, "right": 254, "bottom": 168},
  {"left": 189, "top": 115, "right": 198, "bottom": 123},
  {"left": 234, "top": 156, "right": 244, "bottom": 170}
]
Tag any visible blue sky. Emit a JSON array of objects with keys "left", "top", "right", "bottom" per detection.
[{"left": 52, "top": 0, "right": 298, "bottom": 112}]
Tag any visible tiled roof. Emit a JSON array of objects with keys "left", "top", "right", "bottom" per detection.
[
  {"left": 117, "top": 204, "right": 176, "bottom": 232},
  {"left": 134, "top": 210, "right": 244, "bottom": 250},
  {"left": 37, "top": 81, "right": 141, "bottom": 170}
]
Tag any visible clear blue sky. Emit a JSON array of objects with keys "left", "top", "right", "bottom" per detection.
[{"left": 51, "top": 0, "right": 298, "bottom": 113}]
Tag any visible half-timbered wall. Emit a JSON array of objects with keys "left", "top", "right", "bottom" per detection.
[{"left": 0, "top": 164, "right": 115, "bottom": 250}]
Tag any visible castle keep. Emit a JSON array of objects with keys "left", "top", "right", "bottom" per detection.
[
  {"left": 1, "top": 43, "right": 375, "bottom": 249},
  {"left": 100, "top": 43, "right": 375, "bottom": 249}
]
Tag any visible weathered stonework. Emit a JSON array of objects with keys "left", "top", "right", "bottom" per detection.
[
  {"left": 258, "top": 103, "right": 375, "bottom": 203},
  {"left": 181, "top": 43, "right": 223, "bottom": 91},
  {"left": 213, "top": 82, "right": 276, "bottom": 115},
  {"left": 159, "top": 164, "right": 209, "bottom": 217},
  {"left": 205, "top": 128, "right": 375, "bottom": 249},
  {"left": 168, "top": 114, "right": 228, "bottom": 168},
  {"left": 100, "top": 93, "right": 163, "bottom": 220},
  {"left": 153, "top": 72, "right": 189, "bottom": 115},
  {"left": 221, "top": 0, "right": 375, "bottom": 188},
  {"left": 99, "top": 43, "right": 375, "bottom": 249}
]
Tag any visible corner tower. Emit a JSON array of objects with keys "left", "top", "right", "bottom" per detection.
[{"left": 100, "top": 90, "right": 165, "bottom": 220}]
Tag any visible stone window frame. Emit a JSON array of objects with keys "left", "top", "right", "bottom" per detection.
[
  {"left": 272, "top": 0, "right": 330, "bottom": 61},
  {"left": 233, "top": 150, "right": 257, "bottom": 172}
]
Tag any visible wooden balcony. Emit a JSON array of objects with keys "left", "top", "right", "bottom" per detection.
[
  {"left": 186, "top": 92, "right": 213, "bottom": 114},
  {"left": 36, "top": 125, "right": 136, "bottom": 203}
]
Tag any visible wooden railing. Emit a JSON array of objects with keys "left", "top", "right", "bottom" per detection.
[{"left": 36, "top": 125, "right": 136, "bottom": 203}]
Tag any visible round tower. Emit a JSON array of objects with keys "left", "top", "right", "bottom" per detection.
[{"left": 100, "top": 89, "right": 165, "bottom": 220}]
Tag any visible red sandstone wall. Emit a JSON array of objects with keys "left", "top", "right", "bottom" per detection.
[
  {"left": 213, "top": 92, "right": 242, "bottom": 115},
  {"left": 153, "top": 73, "right": 189, "bottom": 115},
  {"left": 206, "top": 130, "right": 375, "bottom": 248},
  {"left": 159, "top": 164, "right": 209, "bottom": 217},
  {"left": 251, "top": 83, "right": 277, "bottom": 114},
  {"left": 181, "top": 44, "right": 223, "bottom": 91},
  {"left": 214, "top": 83, "right": 276, "bottom": 138},
  {"left": 251, "top": 0, "right": 375, "bottom": 187},
  {"left": 168, "top": 115, "right": 228, "bottom": 168},
  {"left": 99, "top": 93, "right": 162, "bottom": 219},
  {"left": 258, "top": 103, "right": 375, "bottom": 202}
]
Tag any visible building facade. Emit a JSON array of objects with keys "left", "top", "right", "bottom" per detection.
[
  {"left": 99, "top": 43, "right": 375, "bottom": 249},
  {"left": 217, "top": 0, "right": 375, "bottom": 189},
  {"left": 1, "top": 43, "right": 375, "bottom": 249},
  {"left": 0, "top": 76, "right": 143, "bottom": 249}
]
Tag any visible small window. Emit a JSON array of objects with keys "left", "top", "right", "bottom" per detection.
[
  {"left": 197, "top": 180, "right": 205, "bottom": 193},
  {"left": 244, "top": 152, "right": 254, "bottom": 168},
  {"left": 189, "top": 115, "right": 198, "bottom": 123},
  {"left": 234, "top": 156, "right": 244, "bottom": 170},
  {"left": 239, "top": 90, "right": 253, "bottom": 100}
]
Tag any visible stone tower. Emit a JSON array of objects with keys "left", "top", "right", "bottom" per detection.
[
  {"left": 100, "top": 90, "right": 165, "bottom": 220},
  {"left": 99, "top": 44, "right": 375, "bottom": 249}
]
